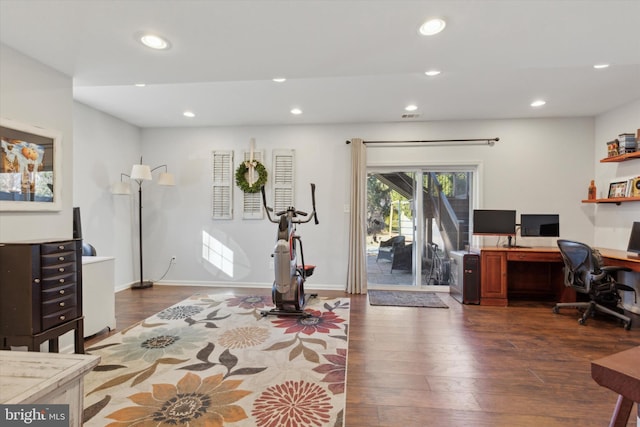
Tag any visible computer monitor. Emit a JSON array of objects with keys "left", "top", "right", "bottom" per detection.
[
  {"left": 472, "top": 209, "right": 516, "bottom": 235},
  {"left": 627, "top": 221, "right": 640, "bottom": 255},
  {"left": 520, "top": 214, "right": 560, "bottom": 237}
]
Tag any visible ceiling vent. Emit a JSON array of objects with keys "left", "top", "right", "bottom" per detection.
[{"left": 401, "top": 113, "right": 420, "bottom": 119}]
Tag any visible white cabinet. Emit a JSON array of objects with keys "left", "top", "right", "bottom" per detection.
[
  {"left": 0, "top": 350, "right": 100, "bottom": 427},
  {"left": 82, "top": 256, "right": 115, "bottom": 337}
]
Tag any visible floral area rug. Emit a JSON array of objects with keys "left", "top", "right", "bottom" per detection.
[{"left": 83, "top": 293, "right": 350, "bottom": 427}]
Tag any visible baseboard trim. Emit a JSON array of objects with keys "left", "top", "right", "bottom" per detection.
[{"left": 116, "top": 280, "right": 346, "bottom": 292}]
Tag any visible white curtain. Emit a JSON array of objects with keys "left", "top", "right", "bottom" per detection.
[{"left": 346, "top": 138, "right": 367, "bottom": 294}]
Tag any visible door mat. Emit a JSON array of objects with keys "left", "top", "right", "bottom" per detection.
[{"left": 368, "top": 290, "right": 449, "bottom": 308}]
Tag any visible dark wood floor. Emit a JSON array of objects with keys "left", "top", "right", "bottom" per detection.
[{"left": 86, "top": 286, "right": 640, "bottom": 427}]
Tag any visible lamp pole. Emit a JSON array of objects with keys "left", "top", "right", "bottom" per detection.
[
  {"left": 112, "top": 159, "right": 175, "bottom": 290},
  {"left": 135, "top": 182, "right": 151, "bottom": 288}
]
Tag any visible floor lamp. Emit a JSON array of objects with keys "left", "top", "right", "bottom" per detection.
[{"left": 112, "top": 158, "right": 175, "bottom": 289}]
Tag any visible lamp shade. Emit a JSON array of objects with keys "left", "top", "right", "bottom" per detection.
[
  {"left": 157, "top": 172, "right": 175, "bottom": 186},
  {"left": 131, "top": 164, "right": 152, "bottom": 180},
  {"left": 111, "top": 181, "right": 131, "bottom": 195}
]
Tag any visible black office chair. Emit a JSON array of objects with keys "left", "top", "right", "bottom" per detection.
[{"left": 553, "top": 239, "right": 636, "bottom": 330}]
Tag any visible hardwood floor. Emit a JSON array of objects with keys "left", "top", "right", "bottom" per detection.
[{"left": 85, "top": 285, "right": 640, "bottom": 427}]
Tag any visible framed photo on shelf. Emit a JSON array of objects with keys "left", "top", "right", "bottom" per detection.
[
  {"left": 608, "top": 179, "right": 629, "bottom": 199},
  {"left": 0, "top": 117, "right": 62, "bottom": 211}
]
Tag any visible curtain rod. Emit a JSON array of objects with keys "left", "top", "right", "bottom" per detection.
[{"left": 345, "top": 137, "right": 499, "bottom": 145}]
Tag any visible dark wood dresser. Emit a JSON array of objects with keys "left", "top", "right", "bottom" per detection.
[{"left": 0, "top": 238, "right": 84, "bottom": 353}]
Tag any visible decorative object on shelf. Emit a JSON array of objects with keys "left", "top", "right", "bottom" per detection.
[
  {"left": 588, "top": 180, "right": 597, "bottom": 200},
  {"left": 0, "top": 117, "right": 62, "bottom": 211},
  {"left": 235, "top": 138, "right": 267, "bottom": 193},
  {"left": 608, "top": 179, "right": 629, "bottom": 199},
  {"left": 112, "top": 158, "right": 175, "bottom": 289},
  {"left": 606, "top": 140, "right": 619, "bottom": 157},
  {"left": 617, "top": 133, "right": 637, "bottom": 154},
  {"left": 631, "top": 176, "right": 640, "bottom": 197}
]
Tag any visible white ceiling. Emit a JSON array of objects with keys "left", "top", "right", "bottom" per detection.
[{"left": 1, "top": 0, "right": 639, "bottom": 128}]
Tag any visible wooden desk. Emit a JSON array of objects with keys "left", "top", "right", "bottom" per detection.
[
  {"left": 0, "top": 350, "right": 100, "bottom": 427},
  {"left": 478, "top": 246, "right": 640, "bottom": 306},
  {"left": 591, "top": 346, "right": 640, "bottom": 427},
  {"left": 479, "top": 247, "right": 572, "bottom": 306},
  {"left": 597, "top": 248, "right": 640, "bottom": 273}
]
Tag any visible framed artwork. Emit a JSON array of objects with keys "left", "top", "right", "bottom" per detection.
[
  {"left": 0, "top": 117, "right": 62, "bottom": 211},
  {"left": 607, "top": 180, "right": 628, "bottom": 199}
]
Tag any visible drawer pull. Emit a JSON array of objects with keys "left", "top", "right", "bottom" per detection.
[
  {"left": 59, "top": 302, "right": 65, "bottom": 307},
  {"left": 59, "top": 290, "right": 65, "bottom": 295},
  {"left": 34, "top": 278, "right": 40, "bottom": 284},
  {"left": 58, "top": 267, "right": 65, "bottom": 272},
  {"left": 59, "top": 279, "right": 65, "bottom": 283},
  {"left": 58, "top": 245, "right": 64, "bottom": 250},
  {"left": 58, "top": 256, "right": 65, "bottom": 261},
  {"left": 59, "top": 315, "right": 66, "bottom": 321}
]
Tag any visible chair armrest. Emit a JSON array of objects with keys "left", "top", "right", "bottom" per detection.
[{"left": 600, "top": 266, "right": 632, "bottom": 274}]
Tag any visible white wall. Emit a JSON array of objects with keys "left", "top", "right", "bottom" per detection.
[
  {"left": 593, "top": 99, "right": 640, "bottom": 248},
  {"left": 137, "top": 118, "right": 600, "bottom": 290},
  {"left": 139, "top": 125, "right": 351, "bottom": 290},
  {"left": 593, "top": 99, "right": 640, "bottom": 313},
  {"left": 0, "top": 43, "right": 74, "bottom": 241},
  {"left": 72, "top": 102, "right": 141, "bottom": 289},
  {"left": 365, "top": 118, "right": 596, "bottom": 247}
]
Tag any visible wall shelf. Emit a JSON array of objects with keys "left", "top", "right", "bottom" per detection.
[
  {"left": 600, "top": 151, "right": 640, "bottom": 163},
  {"left": 582, "top": 196, "right": 640, "bottom": 205}
]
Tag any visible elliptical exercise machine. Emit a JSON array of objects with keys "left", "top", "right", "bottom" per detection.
[{"left": 260, "top": 183, "right": 319, "bottom": 317}]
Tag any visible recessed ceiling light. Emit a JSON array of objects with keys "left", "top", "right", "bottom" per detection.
[
  {"left": 405, "top": 104, "right": 418, "bottom": 112},
  {"left": 134, "top": 83, "right": 146, "bottom": 87},
  {"left": 183, "top": 111, "right": 195, "bottom": 118},
  {"left": 424, "top": 70, "right": 441, "bottom": 77},
  {"left": 419, "top": 18, "right": 446, "bottom": 36},
  {"left": 593, "top": 64, "right": 609, "bottom": 69},
  {"left": 272, "top": 78, "right": 287, "bottom": 83},
  {"left": 140, "top": 34, "right": 170, "bottom": 50},
  {"left": 290, "top": 108, "right": 302, "bottom": 115},
  {"left": 530, "top": 100, "right": 546, "bottom": 107}
]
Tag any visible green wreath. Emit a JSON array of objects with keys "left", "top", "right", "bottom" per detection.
[{"left": 235, "top": 160, "right": 268, "bottom": 193}]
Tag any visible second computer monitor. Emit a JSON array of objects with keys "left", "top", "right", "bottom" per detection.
[{"left": 520, "top": 214, "right": 560, "bottom": 237}]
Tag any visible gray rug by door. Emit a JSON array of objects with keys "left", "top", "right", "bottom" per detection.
[{"left": 368, "top": 290, "right": 449, "bottom": 308}]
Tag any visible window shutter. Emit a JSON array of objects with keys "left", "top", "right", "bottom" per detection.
[
  {"left": 242, "top": 150, "right": 264, "bottom": 219},
  {"left": 212, "top": 150, "right": 233, "bottom": 219},
  {"left": 272, "top": 149, "right": 295, "bottom": 213}
]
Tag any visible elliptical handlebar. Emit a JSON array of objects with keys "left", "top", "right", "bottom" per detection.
[{"left": 261, "top": 183, "right": 319, "bottom": 225}]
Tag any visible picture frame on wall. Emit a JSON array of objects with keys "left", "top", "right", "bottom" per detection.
[
  {"left": 607, "top": 179, "right": 628, "bottom": 199},
  {"left": 0, "top": 117, "right": 62, "bottom": 211}
]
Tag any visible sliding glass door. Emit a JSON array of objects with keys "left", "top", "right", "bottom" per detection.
[
  {"left": 367, "top": 167, "right": 474, "bottom": 288},
  {"left": 366, "top": 171, "right": 417, "bottom": 286}
]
